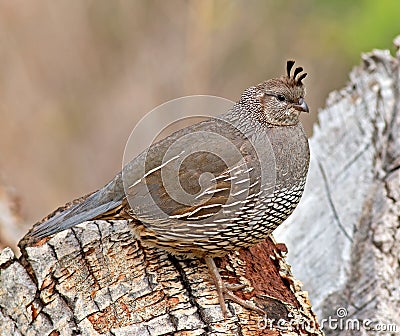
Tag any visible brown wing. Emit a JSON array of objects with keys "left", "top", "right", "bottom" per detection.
[{"left": 123, "top": 117, "right": 262, "bottom": 227}]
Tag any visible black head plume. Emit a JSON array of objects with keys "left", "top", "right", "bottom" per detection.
[
  {"left": 286, "top": 60, "right": 307, "bottom": 85},
  {"left": 286, "top": 60, "right": 295, "bottom": 78}
]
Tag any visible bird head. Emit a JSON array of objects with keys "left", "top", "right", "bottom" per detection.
[{"left": 256, "top": 60, "right": 309, "bottom": 126}]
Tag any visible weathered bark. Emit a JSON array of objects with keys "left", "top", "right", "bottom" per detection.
[
  {"left": 275, "top": 38, "right": 400, "bottom": 335},
  {"left": 1, "top": 221, "right": 321, "bottom": 336}
]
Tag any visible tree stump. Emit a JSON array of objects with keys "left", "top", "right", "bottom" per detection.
[
  {"left": 275, "top": 37, "right": 400, "bottom": 335},
  {"left": 1, "top": 217, "right": 322, "bottom": 335}
]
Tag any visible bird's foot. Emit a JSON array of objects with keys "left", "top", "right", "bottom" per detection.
[
  {"left": 225, "top": 283, "right": 246, "bottom": 291},
  {"left": 205, "top": 257, "right": 265, "bottom": 318}
]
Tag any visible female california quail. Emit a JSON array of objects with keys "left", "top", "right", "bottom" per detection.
[{"left": 27, "top": 61, "right": 310, "bottom": 317}]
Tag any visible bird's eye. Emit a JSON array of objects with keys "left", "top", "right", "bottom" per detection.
[{"left": 276, "top": 94, "right": 286, "bottom": 102}]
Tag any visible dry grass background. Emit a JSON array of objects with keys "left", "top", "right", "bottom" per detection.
[{"left": 0, "top": 1, "right": 398, "bottom": 247}]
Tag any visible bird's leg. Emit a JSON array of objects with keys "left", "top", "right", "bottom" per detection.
[
  {"left": 204, "top": 257, "right": 265, "bottom": 318},
  {"left": 205, "top": 256, "right": 229, "bottom": 316}
]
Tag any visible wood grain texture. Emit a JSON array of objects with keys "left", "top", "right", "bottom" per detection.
[
  {"left": 275, "top": 38, "right": 400, "bottom": 335},
  {"left": 2, "top": 220, "right": 321, "bottom": 335}
]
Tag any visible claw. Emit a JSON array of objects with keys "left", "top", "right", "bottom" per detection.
[
  {"left": 205, "top": 257, "right": 265, "bottom": 318},
  {"left": 225, "top": 283, "right": 246, "bottom": 291}
]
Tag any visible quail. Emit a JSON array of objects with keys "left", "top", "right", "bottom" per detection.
[{"left": 27, "top": 61, "right": 310, "bottom": 317}]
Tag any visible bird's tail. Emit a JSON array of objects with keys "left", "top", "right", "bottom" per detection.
[{"left": 28, "top": 174, "right": 124, "bottom": 240}]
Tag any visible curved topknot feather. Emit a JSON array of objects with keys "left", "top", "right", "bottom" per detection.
[
  {"left": 293, "top": 67, "right": 303, "bottom": 80},
  {"left": 286, "top": 60, "right": 307, "bottom": 86},
  {"left": 297, "top": 72, "right": 307, "bottom": 84},
  {"left": 286, "top": 60, "right": 295, "bottom": 78}
]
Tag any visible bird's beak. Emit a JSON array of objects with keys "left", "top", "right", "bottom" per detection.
[{"left": 294, "top": 98, "right": 309, "bottom": 113}]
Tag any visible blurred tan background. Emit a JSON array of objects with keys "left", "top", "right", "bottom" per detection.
[{"left": 0, "top": 0, "right": 399, "bottom": 246}]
